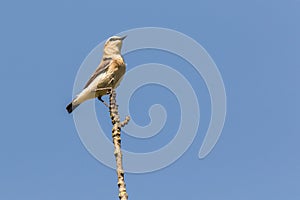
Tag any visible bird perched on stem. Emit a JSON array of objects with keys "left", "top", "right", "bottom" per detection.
[{"left": 66, "top": 35, "right": 127, "bottom": 113}]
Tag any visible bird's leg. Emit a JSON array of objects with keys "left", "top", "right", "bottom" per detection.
[
  {"left": 94, "top": 87, "right": 113, "bottom": 107},
  {"left": 106, "top": 87, "right": 113, "bottom": 95},
  {"left": 106, "top": 77, "right": 115, "bottom": 95},
  {"left": 97, "top": 96, "right": 109, "bottom": 107},
  {"left": 93, "top": 87, "right": 112, "bottom": 93},
  {"left": 108, "top": 77, "right": 115, "bottom": 85}
]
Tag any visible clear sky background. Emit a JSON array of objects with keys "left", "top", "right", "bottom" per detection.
[{"left": 0, "top": 0, "right": 299, "bottom": 199}]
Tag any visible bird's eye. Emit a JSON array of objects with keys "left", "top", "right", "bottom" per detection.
[{"left": 109, "top": 38, "right": 119, "bottom": 41}]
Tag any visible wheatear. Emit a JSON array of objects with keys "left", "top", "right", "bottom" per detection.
[{"left": 66, "top": 35, "right": 127, "bottom": 113}]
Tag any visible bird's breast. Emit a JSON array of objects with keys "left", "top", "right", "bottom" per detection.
[
  {"left": 112, "top": 60, "right": 126, "bottom": 88},
  {"left": 96, "top": 57, "right": 126, "bottom": 90}
]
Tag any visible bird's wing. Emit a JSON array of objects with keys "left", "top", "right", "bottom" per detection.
[{"left": 83, "top": 58, "right": 112, "bottom": 89}]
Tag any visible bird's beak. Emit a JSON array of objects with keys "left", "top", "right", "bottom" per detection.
[{"left": 120, "top": 35, "right": 127, "bottom": 40}]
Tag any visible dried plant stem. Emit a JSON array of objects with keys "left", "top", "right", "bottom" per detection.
[{"left": 109, "top": 89, "right": 130, "bottom": 200}]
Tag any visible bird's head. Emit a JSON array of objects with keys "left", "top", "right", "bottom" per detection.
[{"left": 103, "top": 35, "right": 126, "bottom": 56}]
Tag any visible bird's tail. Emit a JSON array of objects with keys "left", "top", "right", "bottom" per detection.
[{"left": 66, "top": 101, "right": 80, "bottom": 114}]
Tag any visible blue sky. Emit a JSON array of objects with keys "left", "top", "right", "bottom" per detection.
[{"left": 0, "top": 0, "right": 299, "bottom": 199}]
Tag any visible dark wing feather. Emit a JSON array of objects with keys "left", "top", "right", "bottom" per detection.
[{"left": 83, "top": 58, "right": 112, "bottom": 89}]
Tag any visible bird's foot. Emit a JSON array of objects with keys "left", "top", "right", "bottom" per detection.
[{"left": 94, "top": 87, "right": 112, "bottom": 94}]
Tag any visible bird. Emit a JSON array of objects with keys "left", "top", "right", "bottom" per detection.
[{"left": 66, "top": 35, "right": 127, "bottom": 113}]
